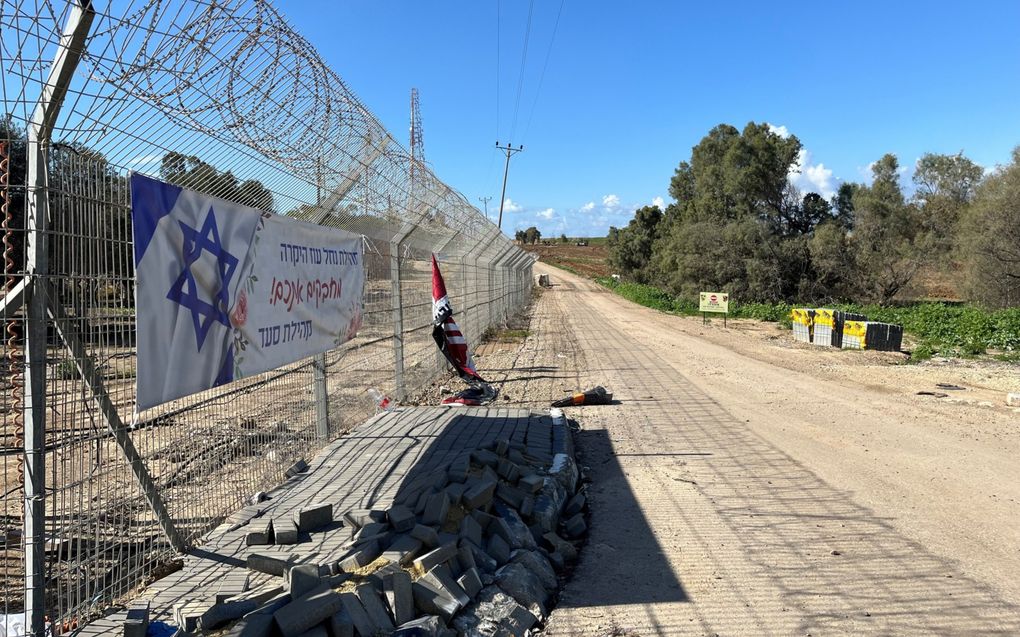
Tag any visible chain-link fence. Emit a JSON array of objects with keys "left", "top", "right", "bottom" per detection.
[{"left": 1, "top": 1, "right": 534, "bottom": 633}]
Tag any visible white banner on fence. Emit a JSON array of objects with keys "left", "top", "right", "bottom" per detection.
[{"left": 131, "top": 174, "right": 364, "bottom": 410}]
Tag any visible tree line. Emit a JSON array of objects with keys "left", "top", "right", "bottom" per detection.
[{"left": 608, "top": 122, "right": 1019, "bottom": 308}]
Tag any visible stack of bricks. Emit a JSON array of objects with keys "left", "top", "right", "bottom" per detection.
[
  {"left": 841, "top": 321, "right": 903, "bottom": 351},
  {"left": 790, "top": 308, "right": 814, "bottom": 344},
  {"left": 811, "top": 309, "right": 868, "bottom": 348}
]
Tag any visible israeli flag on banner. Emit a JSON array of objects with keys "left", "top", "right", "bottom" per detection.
[{"left": 131, "top": 173, "right": 364, "bottom": 411}]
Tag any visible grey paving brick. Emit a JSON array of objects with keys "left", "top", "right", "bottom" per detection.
[
  {"left": 518, "top": 474, "right": 544, "bottom": 494},
  {"left": 274, "top": 585, "right": 343, "bottom": 637},
  {"left": 421, "top": 492, "right": 450, "bottom": 527},
  {"left": 246, "top": 518, "right": 273, "bottom": 546},
  {"left": 386, "top": 505, "right": 416, "bottom": 533},
  {"left": 459, "top": 514, "right": 483, "bottom": 547},
  {"left": 413, "top": 542, "right": 458, "bottom": 572},
  {"left": 487, "top": 534, "right": 511, "bottom": 566},
  {"left": 355, "top": 582, "right": 395, "bottom": 633},
  {"left": 562, "top": 512, "right": 587, "bottom": 538},
  {"left": 338, "top": 539, "right": 380, "bottom": 572},
  {"left": 274, "top": 519, "right": 299, "bottom": 545},
  {"left": 296, "top": 503, "right": 333, "bottom": 533},
  {"left": 457, "top": 567, "right": 484, "bottom": 599},
  {"left": 248, "top": 552, "right": 293, "bottom": 577},
  {"left": 380, "top": 533, "right": 423, "bottom": 566},
  {"left": 383, "top": 570, "right": 415, "bottom": 626},
  {"left": 338, "top": 592, "right": 376, "bottom": 637},
  {"left": 462, "top": 479, "right": 497, "bottom": 510},
  {"left": 284, "top": 564, "right": 321, "bottom": 598},
  {"left": 123, "top": 599, "right": 149, "bottom": 637},
  {"left": 326, "top": 608, "right": 354, "bottom": 637},
  {"left": 410, "top": 523, "right": 440, "bottom": 549},
  {"left": 225, "top": 613, "right": 275, "bottom": 637}
]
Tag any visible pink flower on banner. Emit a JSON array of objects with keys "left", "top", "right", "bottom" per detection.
[{"left": 230, "top": 289, "right": 248, "bottom": 328}]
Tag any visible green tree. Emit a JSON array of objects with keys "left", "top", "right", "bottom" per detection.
[
  {"left": 608, "top": 205, "right": 662, "bottom": 282},
  {"left": 160, "top": 152, "right": 275, "bottom": 212},
  {"left": 912, "top": 152, "right": 983, "bottom": 255},
  {"left": 958, "top": 148, "right": 1020, "bottom": 307},
  {"left": 559, "top": 233, "right": 568, "bottom": 243},
  {"left": 523, "top": 226, "right": 541, "bottom": 244},
  {"left": 850, "top": 154, "right": 926, "bottom": 302},
  {"left": 830, "top": 182, "right": 859, "bottom": 229}
]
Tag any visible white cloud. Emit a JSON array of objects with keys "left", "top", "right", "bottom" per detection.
[
  {"left": 651, "top": 196, "right": 665, "bottom": 209},
  {"left": 789, "top": 148, "right": 836, "bottom": 199},
  {"left": 503, "top": 198, "right": 523, "bottom": 213},
  {"left": 580, "top": 201, "right": 595, "bottom": 212},
  {"left": 602, "top": 194, "right": 620, "bottom": 208},
  {"left": 767, "top": 123, "right": 790, "bottom": 139},
  {"left": 536, "top": 207, "right": 555, "bottom": 220}
]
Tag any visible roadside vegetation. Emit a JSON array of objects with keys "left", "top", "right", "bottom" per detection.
[{"left": 599, "top": 120, "right": 1020, "bottom": 362}]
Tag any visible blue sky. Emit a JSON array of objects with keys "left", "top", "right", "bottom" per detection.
[{"left": 284, "top": 1, "right": 1020, "bottom": 237}]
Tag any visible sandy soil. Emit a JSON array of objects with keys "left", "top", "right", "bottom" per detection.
[{"left": 466, "top": 262, "right": 1020, "bottom": 636}]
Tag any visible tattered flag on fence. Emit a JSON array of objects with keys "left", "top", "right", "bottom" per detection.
[
  {"left": 431, "top": 254, "right": 486, "bottom": 387},
  {"left": 131, "top": 173, "right": 365, "bottom": 410}
]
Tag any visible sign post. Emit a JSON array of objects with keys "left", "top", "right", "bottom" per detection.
[{"left": 699, "top": 291, "right": 730, "bottom": 327}]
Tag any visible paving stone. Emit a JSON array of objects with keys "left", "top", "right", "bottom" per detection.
[
  {"left": 381, "top": 533, "right": 423, "bottom": 566},
  {"left": 510, "top": 550, "right": 557, "bottom": 591},
  {"left": 414, "top": 490, "right": 433, "bottom": 516},
  {"left": 494, "top": 438, "right": 510, "bottom": 456},
  {"left": 487, "top": 534, "right": 511, "bottom": 566},
  {"left": 393, "top": 615, "right": 444, "bottom": 637},
  {"left": 338, "top": 592, "right": 376, "bottom": 637},
  {"left": 471, "top": 449, "right": 500, "bottom": 468},
  {"left": 411, "top": 576, "right": 462, "bottom": 622},
  {"left": 354, "top": 521, "right": 390, "bottom": 541},
  {"left": 495, "top": 562, "right": 548, "bottom": 620},
  {"left": 216, "top": 570, "right": 251, "bottom": 603},
  {"left": 386, "top": 505, "right": 416, "bottom": 533},
  {"left": 495, "top": 483, "right": 527, "bottom": 509},
  {"left": 343, "top": 509, "right": 387, "bottom": 529},
  {"left": 326, "top": 608, "right": 354, "bottom": 637},
  {"left": 462, "top": 479, "right": 497, "bottom": 510},
  {"left": 225, "top": 613, "right": 275, "bottom": 637},
  {"left": 447, "top": 455, "right": 471, "bottom": 483},
  {"left": 470, "top": 510, "right": 497, "bottom": 531},
  {"left": 355, "top": 582, "right": 395, "bottom": 633},
  {"left": 460, "top": 539, "right": 497, "bottom": 574},
  {"left": 199, "top": 599, "right": 259, "bottom": 630},
  {"left": 274, "top": 519, "right": 299, "bottom": 545},
  {"left": 274, "top": 585, "right": 343, "bottom": 637},
  {"left": 421, "top": 492, "right": 451, "bottom": 527},
  {"left": 383, "top": 571, "right": 415, "bottom": 626},
  {"left": 546, "top": 550, "right": 565, "bottom": 572},
  {"left": 225, "top": 583, "right": 284, "bottom": 606},
  {"left": 451, "top": 585, "right": 536, "bottom": 637},
  {"left": 519, "top": 475, "right": 545, "bottom": 495},
  {"left": 173, "top": 599, "right": 211, "bottom": 633},
  {"left": 457, "top": 566, "right": 484, "bottom": 599},
  {"left": 497, "top": 458, "right": 520, "bottom": 483},
  {"left": 285, "top": 564, "right": 321, "bottom": 598},
  {"left": 294, "top": 625, "right": 328, "bottom": 637},
  {"left": 457, "top": 544, "right": 477, "bottom": 573},
  {"left": 246, "top": 518, "right": 273, "bottom": 546},
  {"left": 443, "top": 481, "right": 468, "bottom": 506},
  {"left": 493, "top": 501, "right": 537, "bottom": 550},
  {"left": 338, "top": 539, "right": 380, "bottom": 572},
  {"left": 285, "top": 459, "right": 309, "bottom": 477},
  {"left": 459, "top": 514, "right": 484, "bottom": 547},
  {"left": 296, "top": 502, "right": 334, "bottom": 533},
  {"left": 413, "top": 542, "right": 458, "bottom": 573},
  {"left": 410, "top": 523, "right": 440, "bottom": 548},
  {"left": 427, "top": 565, "right": 471, "bottom": 607},
  {"left": 123, "top": 599, "right": 149, "bottom": 637},
  {"left": 248, "top": 553, "right": 294, "bottom": 577},
  {"left": 563, "top": 492, "right": 586, "bottom": 518},
  {"left": 520, "top": 495, "right": 534, "bottom": 518},
  {"left": 481, "top": 466, "right": 500, "bottom": 484},
  {"left": 562, "top": 513, "right": 587, "bottom": 538},
  {"left": 249, "top": 591, "right": 292, "bottom": 616},
  {"left": 541, "top": 532, "right": 577, "bottom": 562},
  {"left": 507, "top": 449, "right": 529, "bottom": 467}
]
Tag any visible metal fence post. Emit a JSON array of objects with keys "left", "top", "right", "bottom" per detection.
[
  {"left": 313, "top": 353, "right": 329, "bottom": 438},
  {"left": 23, "top": 4, "right": 95, "bottom": 635},
  {"left": 390, "top": 223, "right": 417, "bottom": 401}
]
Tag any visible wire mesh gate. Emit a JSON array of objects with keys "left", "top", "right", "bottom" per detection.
[{"left": 0, "top": 1, "right": 536, "bottom": 633}]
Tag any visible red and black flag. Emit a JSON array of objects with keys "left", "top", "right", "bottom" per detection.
[{"left": 432, "top": 254, "right": 486, "bottom": 387}]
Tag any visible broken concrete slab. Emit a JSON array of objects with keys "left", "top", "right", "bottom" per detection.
[
  {"left": 393, "top": 614, "right": 444, "bottom": 637},
  {"left": 493, "top": 501, "right": 537, "bottom": 550},
  {"left": 383, "top": 570, "right": 415, "bottom": 626},
  {"left": 548, "top": 453, "right": 578, "bottom": 494},
  {"left": 495, "top": 562, "right": 548, "bottom": 620},
  {"left": 451, "top": 585, "right": 536, "bottom": 637},
  {"left": 510, "top": 550, "right": 557, "bottom": 591}
]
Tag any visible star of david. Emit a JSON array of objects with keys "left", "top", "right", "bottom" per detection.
[{"left": 166, "top": 207, "right": 239, "bottom": 351}]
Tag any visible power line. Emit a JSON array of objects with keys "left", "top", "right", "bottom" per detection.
[
  {"left": 508, "top": 0, "right": 535, "bottom": 142},
  {"left": 478, "top": 195, "right": 492, "bottom": 218},
  {"left": 521, "top": 0, "right": 565, "bottom": 145}
]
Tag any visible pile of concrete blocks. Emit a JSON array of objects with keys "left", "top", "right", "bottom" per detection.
[
  {"left": 841, "top": 320, "right": 904, "bottom": 351},
  {"left": 159, "top": 436, "right": 585, "bottom": 637},
  {"left": 790, "top": 308, "right": 814, "bottom": 344},
  {"left": 808, "top": 309, "right": 868, "bottom": 348}
]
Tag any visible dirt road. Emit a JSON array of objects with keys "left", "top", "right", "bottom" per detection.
[{"left": 476, "top": 263, "right": 1020, "bottom": 635}]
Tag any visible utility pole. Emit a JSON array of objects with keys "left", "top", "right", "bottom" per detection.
[
  {"left": 495, "top": 141, "right": 523, "bottom": 229},
  {"left": 478, "top": 195, "right": 492, "bottom": 218}
]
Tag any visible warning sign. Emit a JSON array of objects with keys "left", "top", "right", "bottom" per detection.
[{"left": 699, "top": 292, "right": 729, "bottom": 314}]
